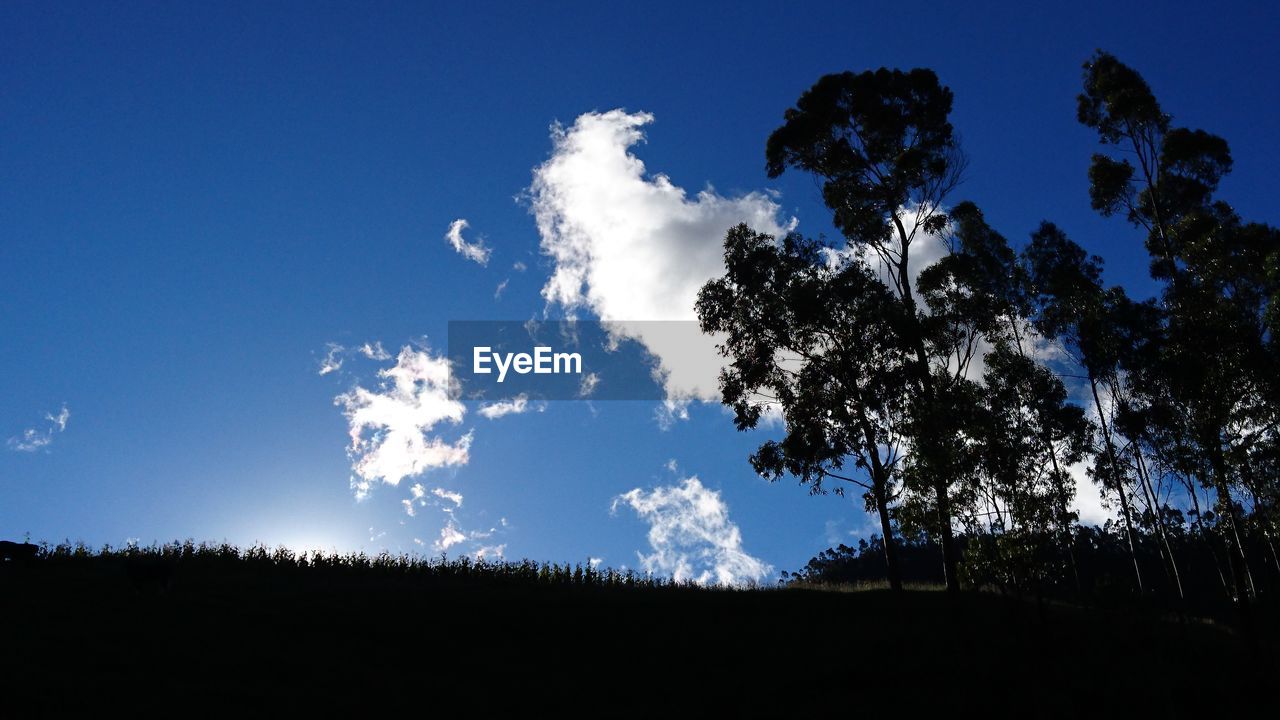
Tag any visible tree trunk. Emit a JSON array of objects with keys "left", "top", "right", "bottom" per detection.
[
  {"left": 1046, "top": 444, "right": 1082, "bottom": 597},
  {"left": 1133, "top": 446, "right": 1184, "bottom": 601},
  {"left": 892, "top": 211, "right": 960, "bottom": 595},
  {"left": 859, "top": 415, "right": 903, "bottom": 592},
  {"left": 1186, "top": 479, "right": 1230, "bottom": 594},
  {"left": 935, "top": 477, "right": 961, "bottom": 593},
  {"left": 1012, "top": 323, "right": 1080, "bottom": 596},
  {"left": 874, "top": 479, "right": 903, "bottom": 592},
  {"left": 1209, "top": 448, "right": 1254, "bottom": 635},
  {"left": 1089, "top": 376, "right": 1145, "bottom": 593}
]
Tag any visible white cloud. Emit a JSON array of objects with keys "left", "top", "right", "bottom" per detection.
[
  {"left": 577, "top": 372, "right": 600, "bottom": 398},
  {"left": 1069, "top": 461, "right": 1111, "bottom": 527},
  {"left": 478, "top": 394, "right": 530, "bottom": 419},
  {"left": 49, "top": 405, "right": 69, "bottom": 432},
  {"left": 475, "top": 544, "right": 506, "bottom": 560},
  {"left": 335, "top": 345, "right": 471, "bottom": 499},
  {"left": 319, "top": 343, "right": 345, "bottom": 375},
  {"left": 1066, "top": 379, "right": 1120, "bottom": 528},
  {"left": 401, "top": 483, "right": 428, "bottom": 517},
  {"left": 431, "top": 516, "right": 506, "bottom": 559},
  {"left": 7, "top": 429, "right": 53, "bottom": 452},
  {"left": 435, "top": 520, "right": 468, "bottom": 552},
  {"left": 320, "top": 341, "right": 394, "bottom": 375},
  {"left": 512, "top": 261, "right": 527, "bottom": 272},
  {"left": 432, "top": 487, "right": 464, "bottom": 508},
  {"left": 7, "top": 404, "right": 70, "bottom": 452},
  {"left": 522, "top": 111, "right": 1034, "bottom": 423},
  {"left": 528, "top": 110, "right": 795, "bottom": 410},
  {"left": 494, "top": 278, "right": 510, "bottom": 300},
  {"left": 358, "top": 341, "right": 391, "bottom": 361},
  {"left": 612, "top": 475, "right": 772, "bottom": 586},
  {"left": 445, "top": 218, "right": 492, "bottom": 266}
]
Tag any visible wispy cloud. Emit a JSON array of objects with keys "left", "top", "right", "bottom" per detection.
[
  {"left": 358, "top": 341, "right": 390, "bottom": 361},
  {"left": 7, "top": 405, "right": 70, "bottom": 453},
  {"left": 577, "top": 372, "right": 600, "bottom": 398},
  {"left": 529, "top": 110, "right": 795, "bottom": 413},
  {"left": 335, "top": 345, "right": 471, "bottom": 499},
  {"left": 435, "top": 520, "right": 469, "bottom": 551},
  {"left": 432, "top": 487, "right": 464, "bottom": 508},
  {"left": 431, "top": 516, "right": 506, "bottom": 558},
  {"left": 474, "top": 543, "right": 506, "bottom": 560},
  {"left": 612, "top": 475, "right": 772, "bottom": 586},
  {"left": 318, "top": 343, "right": 345, "bottom": 375},
  {"left": 445, "top": 218, "right": 491, "bottom": 266},
  {"left": 403, "top": 483, "right": 466, "bottom": 517},
  {"left": 50, "top": 405, "right": 70, "bottom": 432},
  {"left": 319, "top": 341, "right": 393, "bottom": 375},
  {"left": 478, "top": 394, "right": 531, "bottom": 419},
  {"left": 402, "top": 483, "right": 427, "bottom": 517}
]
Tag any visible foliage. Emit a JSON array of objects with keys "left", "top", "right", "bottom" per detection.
[{"left": 699, "top": 51, "right": 1280, "bottom": 623}]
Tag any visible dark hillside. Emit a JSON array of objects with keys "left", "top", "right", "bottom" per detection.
[{"left": 0, "top": 543, "right": 1271, "bottom": 716}]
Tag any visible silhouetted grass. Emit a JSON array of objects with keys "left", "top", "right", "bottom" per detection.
[
  {"left": 21, "top": 539, "right": 706, "bottom": 592},
  {"left": 0, "top": 541, "right": 1273, "bottom": 716}
]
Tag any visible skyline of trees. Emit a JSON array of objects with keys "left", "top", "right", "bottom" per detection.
[{"left": 699, "top": 51, "right": 1279, "bottom": 620}]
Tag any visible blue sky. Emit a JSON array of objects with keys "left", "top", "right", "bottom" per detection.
[{"left": 3, "top": 1, "right": 1278, "bottom": 582}]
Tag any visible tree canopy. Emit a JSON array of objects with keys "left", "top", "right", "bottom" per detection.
[{"left": 698, "top": 52, "right": 1280, "bottom": 629}]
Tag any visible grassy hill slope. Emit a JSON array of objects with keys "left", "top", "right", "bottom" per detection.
[{"left": 1, "top": 543, "right": 1271, "bottom": 716}]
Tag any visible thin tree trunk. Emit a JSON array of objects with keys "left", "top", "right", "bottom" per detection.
[
  {"left": 873, "top": 481, "right": 902, "bottom": 592},
  {"left": 863, "top": 430, "right": 903, "bottom": 593},
  {"left": 1089, "top": 376, "right": 1145, "bottom": 593},
  {"left": 892, "top": 211, "right": 961, "bottom": 595},
  {"left": 1186, "top": 479, "right": 1229, "bottom": 594},
  {"left": 935, "top": 478, "right": 961, "bottom": 593},
  {"left": 1134, "top": 446, "right": 1184, "bottom": 600},
  {"left": 1240, "top": 464, "right": 1280, "bottom": 578},
  {"left": 1011, "top": 323, "right": 1080, "bottom": 596},
  {"left": 1209, "top": 448, "right": 1254, "bottom": 634},
  {"left": 854, "top": 404, "right": 903, "bottom": 592},
  {"left": 1045, "top": 441, "right": 1082, "bottom": 596}
]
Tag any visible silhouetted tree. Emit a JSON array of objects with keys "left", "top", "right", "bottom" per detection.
[
  {"left": 764, "top": 68, "right": 968, "bottom": 592},
  {"left": 697, "top": 225, "right": 911, "bottom": 590},
  {"left": 702, "top": 55, "right": 1278, "bottom": 617},
  {"left": 912, "top": 203, "right": 1091, "bottom": 596},
  {"left": 1023, "top": 223, "right": 1158, "bottom": 594},
  {"left": 1078, "top": 51, "right": 1280, "bottom": 624}
]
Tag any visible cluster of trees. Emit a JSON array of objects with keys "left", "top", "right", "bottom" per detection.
[{"left": 697, "top": 53, "right": 1278, "bottom": 622}]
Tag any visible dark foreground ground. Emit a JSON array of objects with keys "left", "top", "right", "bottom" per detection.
[{"left": 1, "top": 547, "right": 1274, "bottom": 716}]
